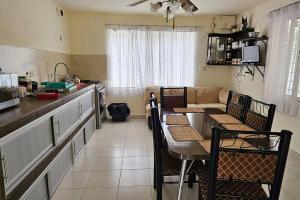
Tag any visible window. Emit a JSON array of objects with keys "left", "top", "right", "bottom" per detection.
[
  {"left": 285, "top": 18, "right": 300, "bottom": 97},
  {"left": 107, "top": 25, "right": 199, "bottom": 89}
]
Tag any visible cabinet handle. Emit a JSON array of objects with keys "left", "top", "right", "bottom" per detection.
[
  {"left": 55, "top": 121, "right": 60, "bottom": 135},
  {"left": 1, "top": 157, "right": 7, "bottom": 183},
  {"left": 80, "top": 104, "right": 83, "bottom": 116}
]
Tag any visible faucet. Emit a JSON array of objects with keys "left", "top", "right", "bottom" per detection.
[{"left": 54, "top": 63, "right": 69, "bottom": 82}]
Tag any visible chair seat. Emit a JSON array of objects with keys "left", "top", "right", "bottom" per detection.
[
  {"left": 198, "top": 168, "right": 268, "bottom": 200},
  {"left": 160, "top": 149, "right": 205, "bottom": 176}
]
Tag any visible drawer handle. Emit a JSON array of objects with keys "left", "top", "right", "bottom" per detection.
[{"left": 1, "top": 157, "right": 7, "bottom": 182}]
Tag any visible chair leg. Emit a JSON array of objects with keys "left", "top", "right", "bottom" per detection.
[
  {"left": 157, "top": 175, "right": 163, "bottom": 200},
  {"left": 148, "top": 116, "right": 152, "bottom": 129},
  {"left": 188, "top": 174, "right": 195, "bottom": 188}
]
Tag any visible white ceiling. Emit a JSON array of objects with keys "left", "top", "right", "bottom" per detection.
[{"left": 53, "top": 0, "right": 268, "bottom": 15}]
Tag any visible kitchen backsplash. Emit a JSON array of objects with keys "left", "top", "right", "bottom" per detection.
[{"left": 0, "top": 45, "right": 71, "bottom": 82}]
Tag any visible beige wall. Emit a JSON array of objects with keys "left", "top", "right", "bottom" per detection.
[
  {"left": 229, "top": 0, "right": 300, "bottom": 153},
  {"left": 68, "top": 12, "right": 235, "bottom": 115},
  {"left": 0, "top": 0, "right": 71, "bottom": 81},
  {"left": 0, "top": 0, "right": 70, "bottom": 54}
]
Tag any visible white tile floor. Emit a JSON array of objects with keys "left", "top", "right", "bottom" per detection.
[{"left": 52, "top": 119, "right": 300, "bottom": 200}]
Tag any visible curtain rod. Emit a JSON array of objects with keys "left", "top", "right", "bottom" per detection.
[
  {"left": 105, "top": 24, "right": 201, "bottom": 29},
  {"left": 270, "top": 1, "right": 300, "bottom": 14}
]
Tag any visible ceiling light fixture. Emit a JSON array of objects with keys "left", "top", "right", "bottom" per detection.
[{"left": 128, "top": 0, "right": 199, "bottom": 24}]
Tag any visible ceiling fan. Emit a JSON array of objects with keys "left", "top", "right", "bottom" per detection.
[{"left": 127, "top": 0, "right": 198, "bottom": 23}]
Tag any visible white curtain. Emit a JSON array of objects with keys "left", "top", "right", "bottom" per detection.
[
  {"left": 263, "top": 2, "right": 300, "bottom": 116},
  {"left": 106, "top": 25, "right": 200, "bottom": 94}
]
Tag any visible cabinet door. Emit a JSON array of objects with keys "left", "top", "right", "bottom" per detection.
[
  {"left": 80, "top": 91, "right": 94, "bottom": 119},
  {"left": 53, "top": 101, "right": 81, "bottom": 145},
  {"left": 47, "top": 142, "right": 73, "bottom": 197},
  {"left": 19, "top": 175, "right": 48, "bottom": 200},
  {"left": 84, "top": 115, "right": 96, "bottom": 144},
  {"left": 73, "top": 129, "right": 85, "bottom": 160},
  {"left": 1, "top": 119, "right": 53, "bottom": 193}
]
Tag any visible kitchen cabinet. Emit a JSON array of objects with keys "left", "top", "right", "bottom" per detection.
[
  {"left": 47, "top": 142, "right": 73, "bottom": 197},
  {"left": 19, "top": 175, "right": 48, "bottom": 200},
  {"left": 72, "top": 129, "right": 85, "bottom": 160},
  {"left": 0, "top": 118, "right": 53, "bottom": 193},
  {"left": 84, "top": 114, "right": 96, "bottom": 144},
  {"left": 53, "top": 101, "right": 81, "bottom": 145},
  {"left": 80, "top": 91, "right": 95, "bottom": 119}
]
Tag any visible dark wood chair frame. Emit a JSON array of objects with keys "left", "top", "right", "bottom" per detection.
[
  {"left": 150, "top": 98, "right": 195, "bottom": 200},
  {"left": 225, "top": 90, "right": 252, "bottom": 122},
  {"left": 204, "top": 128, "right": 292, "bottom": 200},
  {"left": 160, "top": 87, "right": 188, "bottom": 111},
  {"left": 245, "top": 99, "right": 276, "bottom": 131}
]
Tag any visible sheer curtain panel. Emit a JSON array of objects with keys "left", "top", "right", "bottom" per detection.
[
  {"left": 263, "top": 2, "right": 300, "bottom": 116},
  {"left": 106, "top": 25, "right": 199, "bottom": 92}
]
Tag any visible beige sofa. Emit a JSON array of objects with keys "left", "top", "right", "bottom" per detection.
[{"left": 144, "top": 86, "right": 229, "bottom": 118}]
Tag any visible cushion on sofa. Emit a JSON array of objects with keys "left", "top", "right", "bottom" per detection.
[
  {"left": 195, "top": 87, "right": 221, "bottom": 104},
  {"left": 219, "top": 88, "right": 230, "bottom": 104},
  {"left": 187, "top": 87, "right": 196, "bottom": 104}
]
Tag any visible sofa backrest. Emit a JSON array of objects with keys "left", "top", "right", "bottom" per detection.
[{"left": 144, "top": 86, "right": 229, "bottom": 105}]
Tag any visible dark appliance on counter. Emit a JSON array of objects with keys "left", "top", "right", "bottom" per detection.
[
  {"left": 0, "top": 72, "right": 20, "bottom": 111},
  {"left": 81, "top": 80, "right": 106, "bottom": 128}
]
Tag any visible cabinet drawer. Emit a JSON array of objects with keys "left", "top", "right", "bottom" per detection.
[
  {"left": 84, "top": 115, "right": 96, "bottom": 144},
  {"left": 53, "top": 101, "right": 81, "bottom": 144},
  {"left": 19, "top": 174, "right": 48, "bottom": 200},
  {"left": 80, "top": 91, "right": 94, "bottom": 119},
  {"left": 73, "top": 129, "right": 85, "bottom": 160},
  {"left": 47, "top": 142, "right": 73, "bottom": 197},
  {"left": 1, "top": 119, "right": 53, "bottom": 193}
]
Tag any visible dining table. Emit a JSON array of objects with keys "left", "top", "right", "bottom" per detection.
[
  {"left": 159, "top": 108, "right": 224, "bottom": 200},
  {"left": 159, "top": 107, "right": 277, "bottom": 200}
]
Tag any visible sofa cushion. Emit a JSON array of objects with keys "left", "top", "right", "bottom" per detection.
[
  {"left": 144, "top": 86, "right": 161, "bottom": 105},
  {"left": 219, "top": 88, "right": 229, "bottom": 104},
  {"left": 195, "top": 87, "right": 221, "bottom": 104},
  {"left": 187, "top": 87, "right": 196, "bottom": 104}
]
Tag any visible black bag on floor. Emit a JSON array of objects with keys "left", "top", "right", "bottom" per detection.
[{"left": 107, "top": 103, "right": 130, "bottom": 122}]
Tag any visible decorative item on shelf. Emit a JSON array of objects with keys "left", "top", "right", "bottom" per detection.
[
  {"left": 210, "top": 17, "right": 216, "bottom": 33},
  {"left": 241, "top": 17, "right": 248, "bottom": 31},
  {"left": 231, "top": 24, "right": 238, "bottom": 32},
  {"left": 127, "top": 0, "right": 198, "bottom": 25},
  {"left": 248, "top": 32, "right": 260, "bottom": 38}
]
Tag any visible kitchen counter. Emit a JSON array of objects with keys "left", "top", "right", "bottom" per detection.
[{"left": 0, "top": 84, "right": 95, "bottom": 138}]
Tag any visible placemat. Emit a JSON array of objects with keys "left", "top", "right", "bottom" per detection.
[
  {"left": 199, "top": 138, "right": 254, "bottom": 153},
  {"left": 173, "top": 107, "right": 205, "bottom": 113},
  {"left": 223, "top": 124, "right": 255, "bottom": 131},
  {"left": 209, "top": 114, "right": 242, "bottom": 124},
  {"left": 166, "top": 115, "right": 190, "bottom": 125},
  {"left": 168, "top": 126, "right": 204, "bottom": 142}
]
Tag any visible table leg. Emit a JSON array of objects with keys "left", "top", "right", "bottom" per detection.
[{"left": 177, "top": 159, "right": 187, "bottom": 200}]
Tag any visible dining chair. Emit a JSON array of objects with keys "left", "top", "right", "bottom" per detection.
[
  {"left": 244, "top": 99, "right": 276, "bottom": 131},
  {"left": 198, "top": 128, "right": 292, "bottom": 200},
  {"left": 160, "top": 87, "right": 187, "bottom": 112},
  {"left": 150, "top": 98, "right": 204, "bottom": 200},
  {"left": 226, "top": 91, "right": 252, "bottom": 121}
]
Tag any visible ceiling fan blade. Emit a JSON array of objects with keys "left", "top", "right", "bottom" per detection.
[
  {"left": 188, "top": 0, "right": 199, "bottom": 12},
  {"left": 127, "top": 0, "right": 149, "bottom": 7}
]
